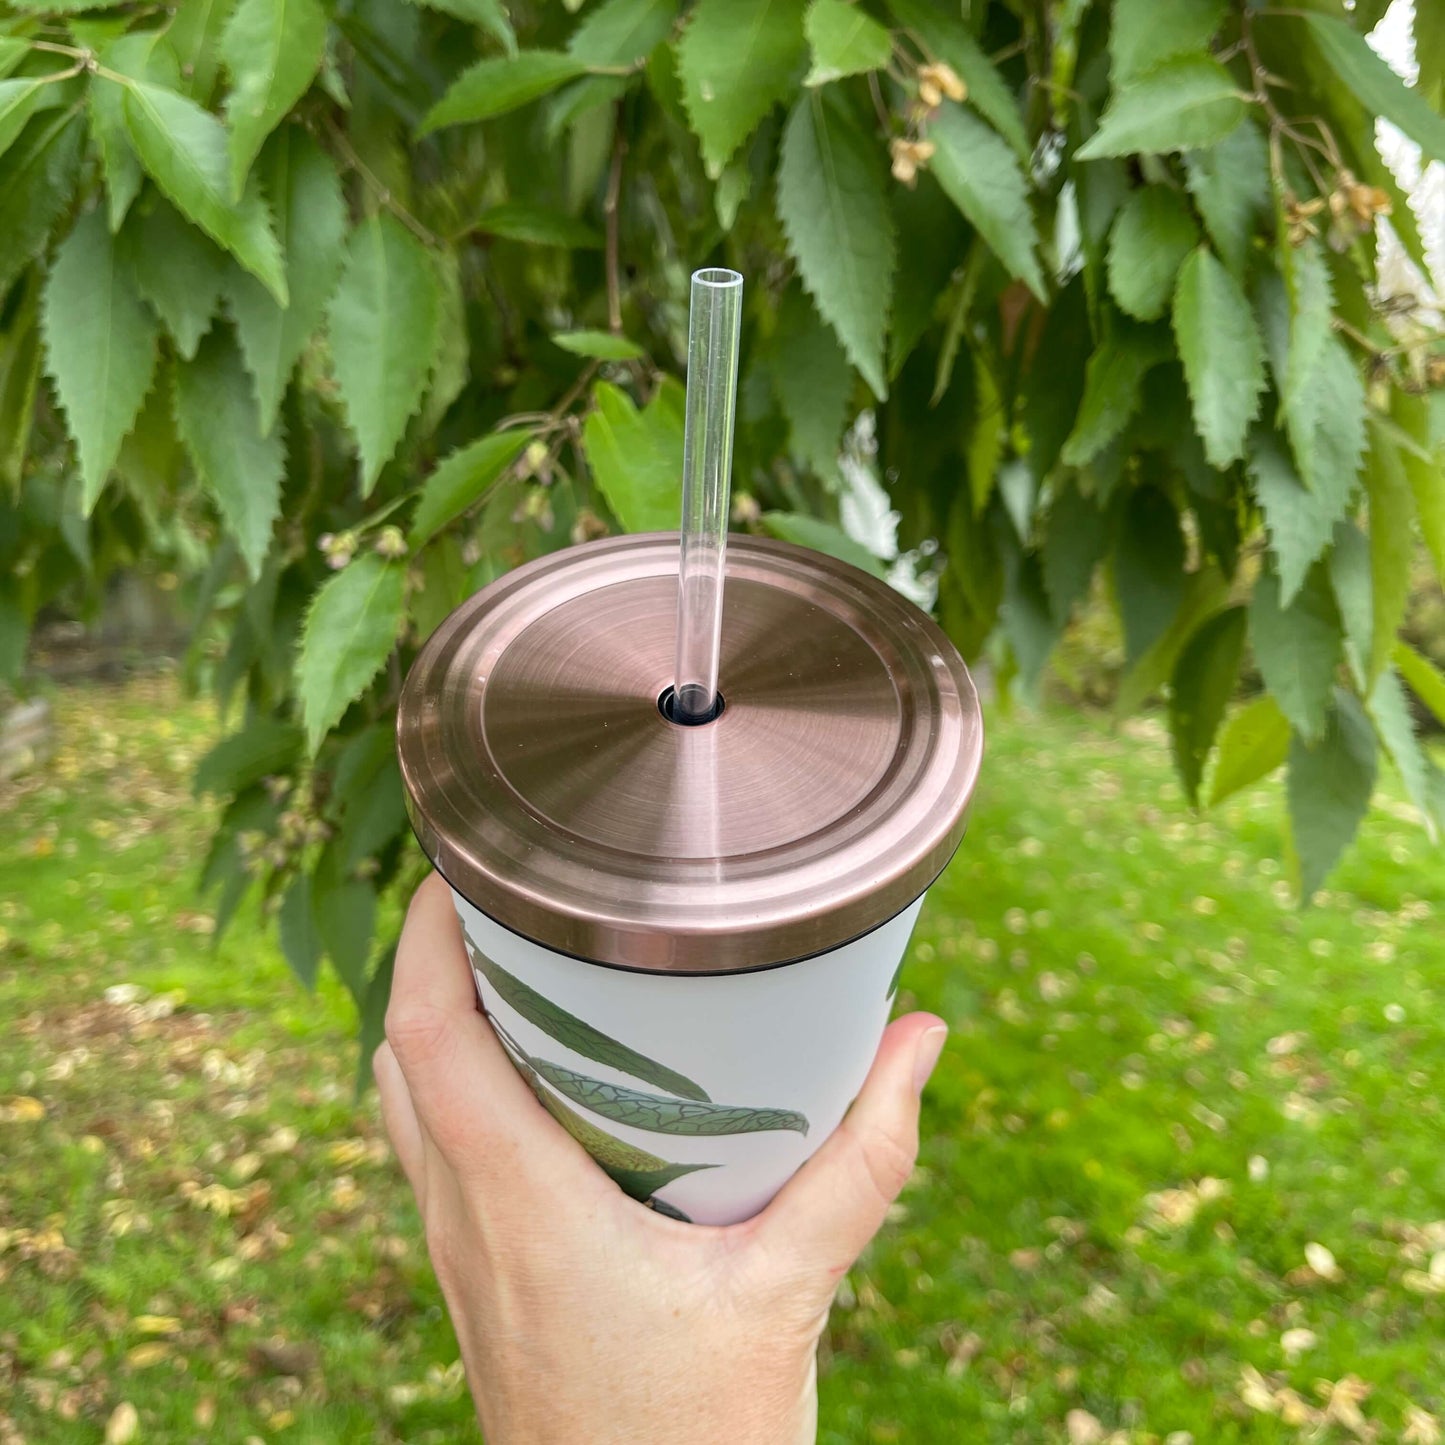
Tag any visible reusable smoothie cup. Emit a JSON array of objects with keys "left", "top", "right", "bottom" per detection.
[{"left": 395, "top": 530, "right": 982, "bottom": 1224}]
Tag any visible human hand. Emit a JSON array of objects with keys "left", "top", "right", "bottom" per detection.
[{"left": 374, "top": 874, "right": 948, "bottom": 1445}]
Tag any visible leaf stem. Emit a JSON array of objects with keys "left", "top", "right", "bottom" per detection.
[
  {"left": 325, "top": 119, "right": 442, "bottom": 250},
  {"left": 604, "top": 102, "right": 626, "bottom": 335}
]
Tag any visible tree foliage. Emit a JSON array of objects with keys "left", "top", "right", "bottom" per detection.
[{"left": 1, "top": 0, "right": 1443, "bottom": 1016}]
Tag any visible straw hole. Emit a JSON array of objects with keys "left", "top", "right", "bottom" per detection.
[{"left": 659, "top": 685, "right": 725, "bottom": 726}]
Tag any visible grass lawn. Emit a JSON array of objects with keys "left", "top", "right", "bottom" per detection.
[{"left": 1, "top": 673, "right": 1442, "bottom": 1444}]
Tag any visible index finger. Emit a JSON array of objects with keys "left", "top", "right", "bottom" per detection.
[{"left": 384, "top": 873, "right": 585, "bottom": 1184}]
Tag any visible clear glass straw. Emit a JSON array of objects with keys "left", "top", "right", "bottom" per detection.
[{"left": 672, "top": 268, "right": 743, "bottom": 724}]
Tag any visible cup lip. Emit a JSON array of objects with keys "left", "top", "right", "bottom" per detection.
[{"left": 397, "top": 533, "right": 984, "bottom": 973}]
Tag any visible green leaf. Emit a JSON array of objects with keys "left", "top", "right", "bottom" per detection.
[
  {"left": 409, "top": 427, "right": 531, "bottom": 546},
  {"left": 760, "top": 511, "right": 884, "bottom": 577},
  {"left": 1366, "top": 668, "right": 1435, "bottom": 841},
  {"left": 777, "top": 94, "right": 896, "bottom": 398},
  {"left": 409, "top": 0, "right": 516, "bottom": 56},
  {"left": 1280, "top": 241, "right": 1334, "bottom": 469},
  {"left": 0, "top": 78, "right": 47, "bottom": 164},
  {"left": 0, "top": 40, "right": 29, "bottom": 81},
  {"left": 1395, "top": 640, "right": 1445, "bottom": 727},
  {"left": 0, "top": 110, "right": 83, "bottom": 301},
  {"left": 1288, "top": 334, "right": 1365, "bottom": 515},
  {"left": 355, "top": 944, "right": 394, "bottom": 1079},
  {"left": 569, "top": 0, "right": 678, "bottom": 67},
  {"left": 474, "top": 201, "right": 602, "bottom": 248},
  {"left": 278, "top": 873, "right": 323, "bottom": 990},
  {"left": 1115, "top": 563, "right": 1229, "bottom": 714},
  {"left": 1249, "top": 426, "right": 1353, "bottom": 608},
  {"left": 1042, "top": 481, "right": 1107, "bottom": 621},
  {"left": 886, "top": 0, "right": 1028, "bottom": 161},
  {"left": 965, "top": 352, "right": 1003, "bottom": 511},
  {"left": 419, "top": 246, "right": 468, "bottom": 435},
  {"left": 1295, "top": 12, "right": 1445, "bottom": 165},
  {"left": 1171, "top": 246, "right": 1265, "bottom": 469},
  {"left": 1106, "top": 187, "right": 1199, "bottom": 322},
  {"left": 929, "top": 102, "right": 1044, "bottom": 301},
  {"left": 1168, "top": 604, "right": 1246, "bottom": 806},
  {"left": 888, "top": 173, "right": 967, "bottom": 377},
  {"left": 1208, "top": 694, "right": 1291, "bottom": 807},
  {"left": 92, "top": 33, "right": 181, "bottom": 232},
  {"left": 527, "top": 1054, "right": 809, "bottom": 1136},
  {"left": 772, "top": 286, "right": 853, "bottom": 484},
  {"left": 552, "top": 328, "right": 645, "bottom": 360},
  {"left": 194, "top": 718, "right": 304, "bottom": 796},
  {"left": 804, "top": 0, "right": 891, "bottom": 86},
  {"left": 582, "top": 378, "right": 683, "bottom": 531},
  {"left": 41, "top": 209, "right": 160, "bottom": 515},
  {"left": 312, "top": 848, "right": 376, "bottom": 997},
  {"left": 1001, "top": 552, "right": 1057, "bottom": 689},
  {"left": 676, "top": 0, "right": 806, "bottom": 178},
  {"left": 1362, "top": 421, "right": 1413, "bottom": 687},
  {"left": 166, "top": 0, "right": 236, "bottom": 100},
  {"left": 335, "top": 750, "right": 406, "bottom": 870},
  {"left": 295, "top": 554, "right": 407, "bottom": 752},
  {"left": 172, "top": 325, "right": 285, "bottom": 579},
  {"left": 1061, "top": 321, "right": 1169, "bottom": 467},
  {"left": 122, "top": 198, "right": 228, "bottom": 359},
  {"left": 1183, "top": 119, "right": 1269, "bottom": 276},
  {"left": 1110, "top": 0, "right": 1225, "bottom": 85},
  {"left": 1420, "top": 1, "right": 1445, "bottom": 109},
  {"left": 465, "top": 933, "right": 710, "bottom": 1100},
  {"left": 328, "top": 213, "right": 442, "bottom": 494},
  {"left": 1115, "top": 485, "right": 1185, "bottom": 662},
  {"left": 123, "top": 80, "right": 287, "bottom": 303},
  {"left": 546, "top": 73, "right": 630, "bottom": 143},
  {"left": 1077, "top": 55, "right": 1246, "bottom": 160},
  {"left": 328, "top": 723, "right": 404, "bottom": 857},
  {"left": 420, "top": 50, "right": 588, "bottom": 133},
  {"left": 0, "top": 586, "right": 27, "bottom": 685},
  {"left": 1391, "top": 389, "right": 1445, "bottom": 582},
  {"left": 225, "top": 126, "right": 347, "bottom": 433},
  {"left": 1328, "top": 520, "right": 1372, "bottom": 687},
  {"left": 219, "top": 0, "right": 327, "bottom": 198},
  {"left": 1249, "top": 562, "right": 1341, "bottom": 745},
  {"left": 0, "top": 283, "right": 42, "bottom": 494},
  {"left": 1287, "top": 687, "right": 1376, "bottom": 899}
]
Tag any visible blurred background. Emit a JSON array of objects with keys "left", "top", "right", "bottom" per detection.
[{"left": 2, "top": 0, "right": 1443, "bottom": 1440}]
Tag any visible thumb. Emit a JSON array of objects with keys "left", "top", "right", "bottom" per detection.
[{"left": 751, "top": 1013, "right": 947, "bottom": 1281}]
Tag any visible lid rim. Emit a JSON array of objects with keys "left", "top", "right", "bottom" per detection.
[{"left": 397, "top": 534, "right": 983, "bottom": 974}]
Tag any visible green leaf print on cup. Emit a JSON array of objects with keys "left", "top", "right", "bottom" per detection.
[
  {"left": 500, "top": 1029, "right": 719, "bottom": 1203},
  {"left": 464, "top": 932, "right": 711, "bottom": 1102},
  {"left": 529, "top": 1056, "right": 810, "bottom": 1137}
]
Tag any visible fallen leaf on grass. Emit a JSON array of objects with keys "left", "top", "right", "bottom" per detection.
[
  {"left": 133, "top": 1314, "right": 181, "bottom": 1335},
  {"left": 249, "top": 1338, "right": 320, "bottom": 1377},
  {"left": 1315, "top": 1374, "right": 1371, "bottom": 1433},
  {"left": 125, "top": 1341, "right": 172, "bottom": 1368},
  {"left": 1066, "top": 1408, "right": 1106, "bottom": 1444},
  {"left": 1404, "top": 1405, "right": 1442, "bottom": 1445},
  {"left": 1305, "top": 1241, "right": 1343, "bottom": 1281},
  {"left": 105, "top": 1402, "right": 139, "bottom": 1443},
  {"left": 1281, "top": 1327, "right": 1317, "bottom": 1361},
  {"left": 0, "top": 1096, "right": 46, "bottom": 1122}
]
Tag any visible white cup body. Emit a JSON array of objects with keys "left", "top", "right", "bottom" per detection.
[{"left": 448, "top": 888, "right": 924, "bottom": 1225}]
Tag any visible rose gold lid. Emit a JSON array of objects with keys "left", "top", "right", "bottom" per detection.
[{"left": 397, "top": 533, "right": 982, "bottom": 974}]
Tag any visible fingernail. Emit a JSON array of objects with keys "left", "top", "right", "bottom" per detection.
[{"left": 912, "top": 1025, "right": 948, "bottom": 1096}]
